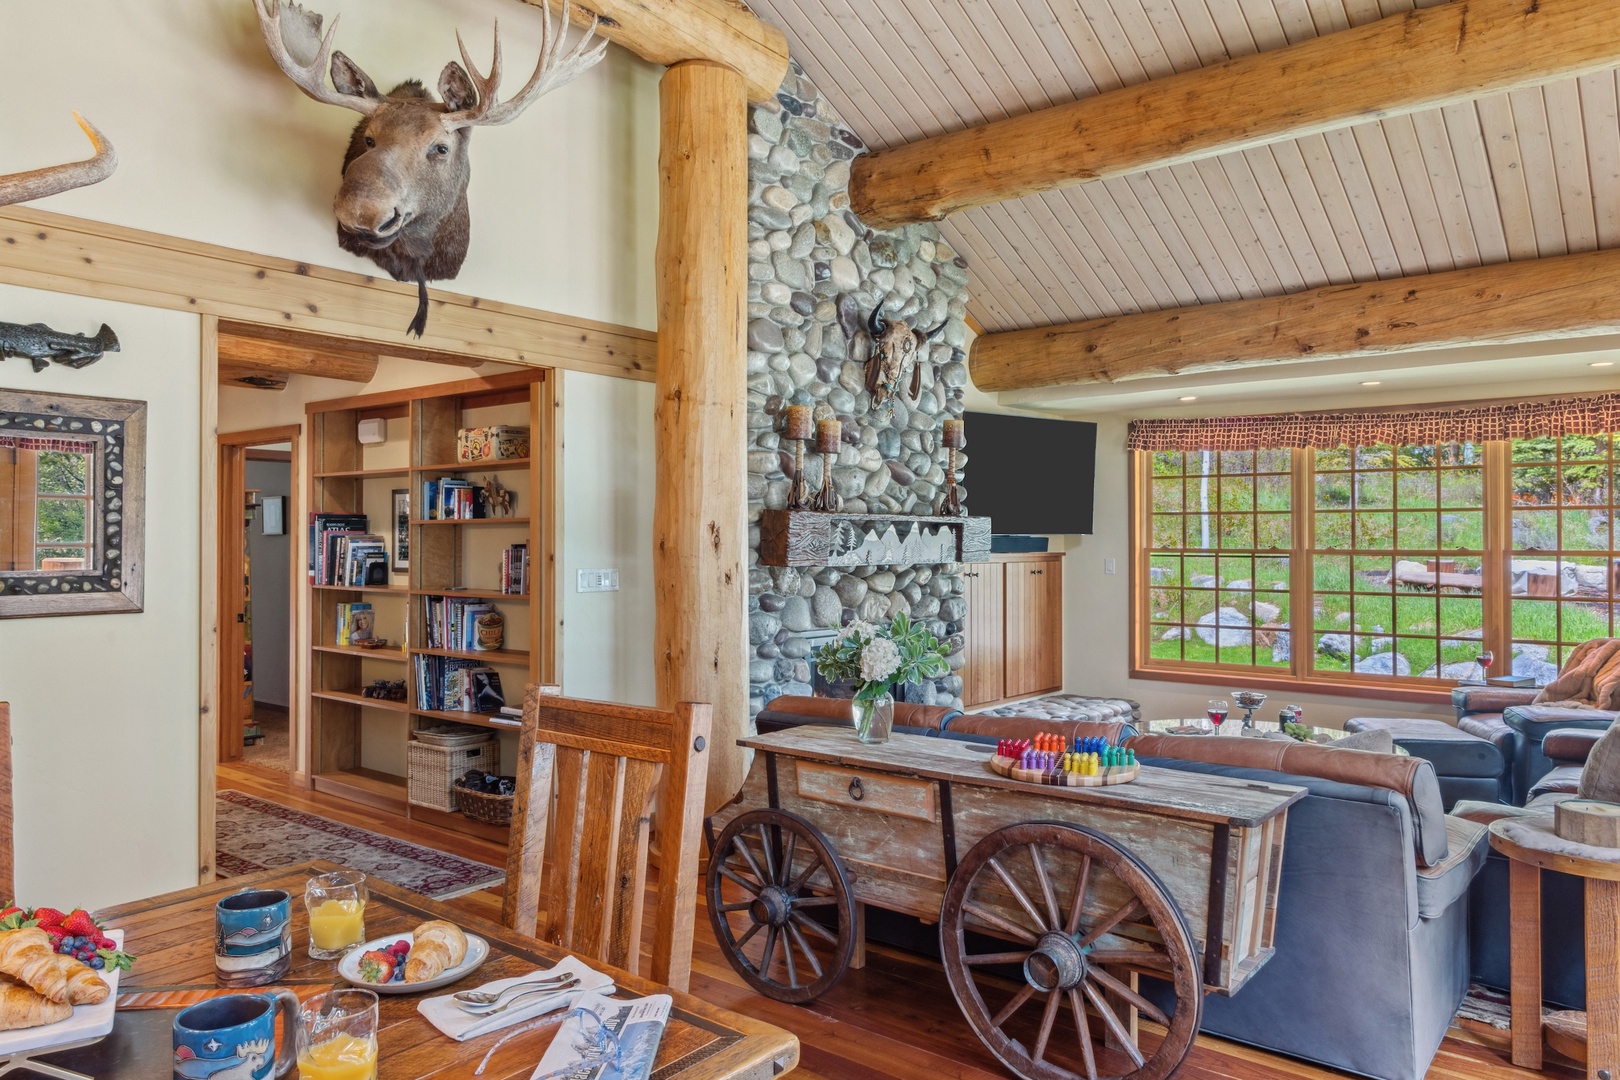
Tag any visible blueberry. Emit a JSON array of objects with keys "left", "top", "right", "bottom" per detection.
[
  {"left": 57, "top": 943, "right": 71, "bottom": 954},
  {"left": 90, "top": 957, "right": 104, "bottom": 970}
]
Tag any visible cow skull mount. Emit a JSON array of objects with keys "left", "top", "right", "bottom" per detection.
[
  {"left": 864, "top": 303, "right": 946, "bottom": 411},
  {"left": 252, "top": 0, "right": 607, "bottom": 337}
]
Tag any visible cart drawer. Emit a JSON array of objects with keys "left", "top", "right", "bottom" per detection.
[{"left": 795, "top": 762, "right": 937, "bottom": 822}]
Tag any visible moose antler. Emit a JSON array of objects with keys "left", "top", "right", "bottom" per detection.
[
  {"left": 0, "top": 113, "right": 117, "bottom": 207},
  {"left": 443, "top": 0, "right": 607, "bottom": 129},
  {"left": 252, "top": 0, "right": 379, "bottom": 116}
]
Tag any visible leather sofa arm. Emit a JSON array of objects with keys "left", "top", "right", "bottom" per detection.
[
  {"left": 1543, "top": 728, "right": 1605, "bottom": 766},
  {"left": 1450, "top": 685, "right": 1539, "bottom": 716}
]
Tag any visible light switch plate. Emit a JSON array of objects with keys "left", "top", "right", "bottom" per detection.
[
  {"left": 577, "top": 568, "right": 619, "bottom": 593},
  {"left": 1104, "top": 558, "right": 1117, "bottom": 575}
]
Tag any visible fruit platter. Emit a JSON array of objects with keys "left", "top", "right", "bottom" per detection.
[
  {"left": 0, "top": 904, "right": 135, "bottom": 1059},
  {"left": 988, "top": 734, "right": 1141, "bottom": 788},
  {"left": 338, "top": 920, "right": 489, "bottom": 994}
]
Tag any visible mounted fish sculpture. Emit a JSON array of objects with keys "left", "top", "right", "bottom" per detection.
[
  {"left": 0, "top": 321, "right": 120, "bottom": 372},
  {"left": 252, "top": 0, "right": 606, "bottom": 337},
  {"left": 864, "top": 302, "right": 946, "bottom": 410},
  {"left": 0, "top": 112, "right": 117, "bottom": 206}
]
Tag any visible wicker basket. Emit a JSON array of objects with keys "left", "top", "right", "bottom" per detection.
[
  {"left": 455, "top": 784, "right": 515, "bottom": 826},
  {"left": 407, "top": 737, "right": 498, "bottom": 812}
]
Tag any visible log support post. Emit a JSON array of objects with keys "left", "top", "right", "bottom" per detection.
[{"left": 654, "top": 60, "right": 749, "bottom": 813}]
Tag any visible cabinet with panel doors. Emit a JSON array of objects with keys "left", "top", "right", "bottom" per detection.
[{"left": 960, "top": 552, "right": 1063, "bottom": 708}]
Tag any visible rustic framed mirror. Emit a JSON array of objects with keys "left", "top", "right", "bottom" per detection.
[{"left": 0, "top": 388, "right": 145, "bottom": 617}]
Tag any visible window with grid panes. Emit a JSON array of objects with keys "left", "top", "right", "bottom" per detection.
[{"left": 1146, "top": 448, "right": 1292, "bottom": 671}]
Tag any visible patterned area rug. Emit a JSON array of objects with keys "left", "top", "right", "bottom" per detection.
[
  {"left": 971, "top": 693, "right": 1141, "bottom": 723},
  {"left": 1455, "top": 983, "right": 1514, "bottom": 1031},
  {"left": 215, "top": 790, "right": 503, "bottom": 899}
]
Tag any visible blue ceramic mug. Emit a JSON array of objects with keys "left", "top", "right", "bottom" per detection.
[
  {"left": 173, "top": 991, "right": 300, "bottom": 1079},
  {"left": 214, "top": 888, "right": 292, "bottom": 988}
]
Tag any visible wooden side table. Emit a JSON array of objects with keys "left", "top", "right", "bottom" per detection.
[{"left": 1488, "top": 814, "right": 1620, "bottom": 1080}]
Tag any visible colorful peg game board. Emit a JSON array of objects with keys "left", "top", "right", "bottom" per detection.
[{"left": 987, "top": 733, "right": 1141, "bottom": 787}]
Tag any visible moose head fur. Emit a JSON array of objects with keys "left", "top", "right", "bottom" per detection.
[
  {"left": 253, "top": 0, "right": 606, "bottom": 337},
  {"left": 865, "top": 304, "right": 946, "bottom": 409}
]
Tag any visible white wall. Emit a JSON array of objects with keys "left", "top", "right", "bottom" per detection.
[
  {"left": 1, "top": 0, "right": 660, "bottom": 331},
  {"left": 245, "top": 457, "right": 292, "bottom": 708},
  {"left": 0, "top": 284, "right": 202, "bottom": 908}
]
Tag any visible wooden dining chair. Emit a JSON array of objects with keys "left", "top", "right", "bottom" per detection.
[{"left": 502, "top": 684, "right": 712, "bottom": 992}]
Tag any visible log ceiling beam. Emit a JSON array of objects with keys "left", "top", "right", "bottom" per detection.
[
  {"left": 218, "top": 333, "right": 380, "bottom": 391},
  {"left": 969, "top": 248, "right": 1620, "bottom": 393},
  {"left": 527, "top": 0, "right": 790, "bottom": 103},
  {"left": 851, "top": 0, "right": 1620, "bottom": 228}
]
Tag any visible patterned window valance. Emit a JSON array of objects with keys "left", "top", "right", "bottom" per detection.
[
  {"left": 0, "top": 434, "right": 97, "bottom": 453},
  {"left": 1126, "top": 391, "right": 1620, "bottom": 452}
]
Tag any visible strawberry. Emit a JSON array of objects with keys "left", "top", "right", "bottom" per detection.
[
  {"left": 61, "top": 911, "right": 98, "bottom": 938},
  {"left": 357, "top": 951, "right": 395, "bottom": 984},
  {"left": 30, "top": 907, "right": 65, "bottom": 928},
  {"left": 0, "top": 907, "right": 22, "bottom": 921},
  {"left": 96, "top": 936, "right": 116, "bottom": 951}
]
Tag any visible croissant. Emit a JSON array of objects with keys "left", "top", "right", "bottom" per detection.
[
  {"left": 45, "top": 954, "right": 108, "bottom": 1005},
  {"left": 0, "top": 930, "right": 69, "bottom": 1004},
  {"left": 404, "top": 920, "right": 467, "bottom": 982},
  {"left": 0, "top": 977, "right": 71, "bottom": 1030}
]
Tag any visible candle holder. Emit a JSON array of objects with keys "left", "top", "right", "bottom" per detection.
[
  {"left": 936, "top": 418, "right": 966, "bottom": 516},
  {"left": 813, "top": 418, "right": 843, "bottom": 512},
  {"left": 783, "top": 405, "right": 815, "bottom": 511}
]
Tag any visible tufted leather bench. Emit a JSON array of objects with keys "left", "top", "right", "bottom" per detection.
[{"left": 1342, "top": 716, "right": 1503, "bottom": 809}]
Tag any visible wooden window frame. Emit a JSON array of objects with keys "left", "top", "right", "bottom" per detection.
[
  {"left": 32, "top": 446, "right": 94, "bottom": 571},
  {"left": 1131, "top": 446, "right": 1520, "bottom": 706}
]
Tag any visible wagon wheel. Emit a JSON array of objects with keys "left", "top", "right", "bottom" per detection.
[
  {"left": 707, "top": 808, "right": 857, "bottom": 1003},
  {"left": 940, "top": 822, "right": 1202, "bottom": 1080}
]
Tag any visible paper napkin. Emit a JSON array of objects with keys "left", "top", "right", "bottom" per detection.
[{"left": 417, "top": 955, "right": 615, "bottom": 1042}]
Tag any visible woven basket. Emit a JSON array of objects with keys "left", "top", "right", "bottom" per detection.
[
  {"left": 407, "top": 737, "right": 498, "bottom": 812},
  {"left": 455, "top": 784, "right": 514, "bottom": 826}
]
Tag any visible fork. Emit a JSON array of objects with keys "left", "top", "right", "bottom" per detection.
[{"left": 454, "top": 975, "right": 580, "bottom": 1013}]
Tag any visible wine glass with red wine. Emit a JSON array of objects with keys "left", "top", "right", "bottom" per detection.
[
  {"left": 1207, "top": 698, "right": 1230, "bottom": 730},
  {"left": 1475, "top": 648, "right": 1495, "bottom": 683}
]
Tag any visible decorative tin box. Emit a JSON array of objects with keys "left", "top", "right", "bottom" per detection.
[{"left": 456, "top": 425, "right": 530, "bottom": 462}]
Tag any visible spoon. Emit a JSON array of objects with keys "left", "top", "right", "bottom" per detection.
[
  {"left": 456, "top": 977, "right": 580, "bottom": 1015},
  {"left": 453, "top": 973, "right": 576, "bottom": 1008}
]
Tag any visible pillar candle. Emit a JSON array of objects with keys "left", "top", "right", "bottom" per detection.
[
  {"left": 942, "top": 418, "right": 965, "bottom": 448},
  {"left": 783, "top": 404, "right": 814, "bottom": 440},
  {"left": 814, "top": 418, "right": 842, "bottom": 454}
]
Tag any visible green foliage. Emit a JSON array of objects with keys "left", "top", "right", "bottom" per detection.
[
  {"left": 811, "top": 611, "right": 949, "bottom": 705},
  {"left": 35, "top": 450, "right": 87, "bottom": 495}
]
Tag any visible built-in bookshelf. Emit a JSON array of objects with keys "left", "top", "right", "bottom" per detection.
[{"left": 304, "top": 369, "right": 554, "bottom": 838}]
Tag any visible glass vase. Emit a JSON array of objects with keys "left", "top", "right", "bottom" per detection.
[{"left": 854, "top": 690, "right": 895, "bottom": 744}]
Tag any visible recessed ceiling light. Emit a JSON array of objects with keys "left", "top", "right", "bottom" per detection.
[
  {"left": 1178, "top": 395, "right": 1198, "bottom": 402},
  {"left": 1361, "top": 380, "right": 1382, "bottom": 386},
  {"left": 1591, "top": 361, "right": 1614, "bottom": 368}
]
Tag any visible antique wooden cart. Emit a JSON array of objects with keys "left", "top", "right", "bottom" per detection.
[{"left": 705, "top": 728, "right": 1305, "bottom": 1080}]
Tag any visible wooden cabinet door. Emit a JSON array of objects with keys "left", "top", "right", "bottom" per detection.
[
  {"left": 961, "top": 562, "right": 1004, "bottom": 707},
  {"left": 1006, "top": 558, "right": 1063, "bottom": 698}
]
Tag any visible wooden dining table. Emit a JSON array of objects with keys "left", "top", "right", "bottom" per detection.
[{"left": 35, "top": 859, "right": 799, "bottom": 1079}]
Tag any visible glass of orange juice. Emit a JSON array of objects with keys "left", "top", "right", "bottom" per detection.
[
  {"left": 298, "top": 989, "right": 378, "bottom": 1080},
  {"left": 304, "top": 871, "right": 367, "bottom": 959}
]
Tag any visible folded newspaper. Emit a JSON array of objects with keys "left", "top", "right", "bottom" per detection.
[{"left": 531, "top": 992, "right": 671, "bottom": 1080}]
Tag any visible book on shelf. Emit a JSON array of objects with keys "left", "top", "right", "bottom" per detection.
[
  {"left": 501, "top": 544, "right": 528, "bottom": 595},
  {"left": 335, "top": 603, "right": 374, "bottom": 646},
  {"left": 308, "top": 513, "right": 367, "bottom": 582},
  {"left": 414, "top": 655, "right": 505, "bottom": 713},
  {"left": 421, "top": 595, "right": 502, "bottom": 652},
  {"left": 422, "top": 477, "right": 477, "bottom": 521}
]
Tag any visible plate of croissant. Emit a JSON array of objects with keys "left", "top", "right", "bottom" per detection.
[
  {"left": 337, "top": 920, "right": 487, "bottom": 994},
  {"left": 0, "top": 927, "right": 121, "bottom": 1054}
]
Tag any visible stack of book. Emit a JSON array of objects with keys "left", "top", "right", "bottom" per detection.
[
  {"left": 422, "top": 477, "right": 476, "bottom": 521},
  {"left": 414, "top": 655, "right": 505, "bottom": 714},
  {"left": 501, "top": 544, "right": 528, "bottom": 596},
  {"left": 310, "top": 513, "right": 388, "bottom": 586},
  {"left": 335, "top": 603, "right": 374, "bottom": 646},
  {"left": 421, "top": 596, "right": 497, "bottom": 652}
]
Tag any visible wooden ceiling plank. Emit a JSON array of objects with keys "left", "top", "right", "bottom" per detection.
[
  {"left": 1190, "top": 157, "right": 1288, "bottom": 293},
  {"left": 966, "top": 0, "right": 1077, "bottom": 111},
  {"left": 976, "top": 203, "right": 1082, "bottom": 324},
  {"left": 1131, "top": 169, "right": 1238, "bottom": 300},
  {"left": 809, "top": 0, "right": 932, "bottom": 145},
  {"left": 1378, "top": 114, "right": 1460, "bottom": 272},
  {"left": 522, "top": 0, "right": 789, "bottom": 103},
  {"left": 1291, "top": 134, "right": 1379, "bottom": 280},
  {"left": 1266, "top": 140, "right": 1355, "bottom": 284},
  {"left": 1580, "top": 71, "right": 1620, "bottom": 249},
  {"left": 969, "top": 246, "right": 1620, "bottom": 393},
  {"left": 1321, "top": 127, "right": 1406, "bottom": 278},
  {"left": 1240, "top": 146, "right": 1333, "bottom": 288},
  {"left": 1543, "top": 79, "right": 1600, "bottom": 252},
  {"left": 1165, "top": 162, "right": 1267, "bottom": 297},
  {"left": 1299, "top": 0, "right": 1350, "bottom": 35},
  {"left": 938, "top": 219, "right": 1015, "bottom": 332},
  {"left": 1018, "top": 191, "right": 1128, "bottom": 317},
  {"left": 943, "top": 211, "right": 1046, "bottom": 326},
  {"left": 1155, "top": 0, "right": 1230, "bottom": 67},
  {"left": 1070, "top": 179, "right": 1191, "bottom": 308},
  {"left": 1074, "top": 0, "right": 1154, "bottom": 84},
  {"left": 1202, "top": 0, "right": 1264, "bottom": 56},
  {"left": 1047, "top": 188, "right": 1158, "bottom": 313},
  {"left": 1016, "top": 0, "right": 1114, "bottom": 98},
  {"left": 1473, "top": 94, "right": 1541, "bottom": 261},
  {"left": 850, "top": 0, "right": 1620, "bottom": 228},
  {"left": 1232, "top": 0, "right": 1289, "bottom": 49},
  {"left": 1439, "top": 102, "right": 1511, "bottom": 266},
  {"left": 1406, "top": 108, "right": 1484, "bottom": 270},
  {"left": 766, "top": 3, "right": 890, "bottom": 144},
  {"left": 1099, "top": 175, "right": 1207, "bottom": 306},
  {"left": 1217, "top": 151, "right": 1314, "bottom": 291},
  {"left": 993, "top": 198, "right": 1112, "bottom": 320},
  {"left": 1508, "top": 86, "right": 1573, "bottom": 257},
  {"left": 872, "top": 0, "right": 996, "bottom": 134},
  {"left": 1346, "top": 122, "right": 1431, "bottom": 276}
]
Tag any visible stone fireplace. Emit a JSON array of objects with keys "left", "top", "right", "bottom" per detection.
[{"left": 745, "top": 62, "right": 972, "bottom": 717}]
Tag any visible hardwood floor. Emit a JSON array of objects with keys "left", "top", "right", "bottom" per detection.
[{"left": 215, "top": 762, "right": 1581, "bottom": 1079}]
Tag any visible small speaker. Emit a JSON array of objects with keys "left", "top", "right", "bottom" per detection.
[{"left": 357, "top": 417, "right": 386, "bottom": 445}]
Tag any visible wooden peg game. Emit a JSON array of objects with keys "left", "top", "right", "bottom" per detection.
[{"left": 988, "top": 733, "right": 1140, "bottom": 787}]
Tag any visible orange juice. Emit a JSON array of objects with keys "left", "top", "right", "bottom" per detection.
[
  {"left": 297, "top": 1032, "right": 377, "bottom": 1080},
  {"left": 307, "top": 899, "right": 366, "bottom": 952}
]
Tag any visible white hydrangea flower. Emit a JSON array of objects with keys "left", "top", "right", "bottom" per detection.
[
  {"left": 839, "top": 620, "right": 878, "bottom": 643},
  {"left": 860, "top": 636, "right": 901, "bottom": 683}
]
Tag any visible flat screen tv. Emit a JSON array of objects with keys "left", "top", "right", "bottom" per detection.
[{"left": 963, "top": 411, "right": 1096, "bottom": 535}]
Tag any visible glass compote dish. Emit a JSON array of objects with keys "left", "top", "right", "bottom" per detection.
[{"left": 1231, "top": 690, "right": 1268, "bottom": 728}]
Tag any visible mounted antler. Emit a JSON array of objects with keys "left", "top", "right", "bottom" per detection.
[
  {"left": 443, "top": 0, "right": 607, "bottom": 130},
  {"left": 0, "top": 113, "right": 117, "bottom": 207},
  {"left": 252, "top": 0, "right": 378, "bottom": 116}
]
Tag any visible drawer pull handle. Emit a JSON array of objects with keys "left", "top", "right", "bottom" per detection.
[{"left": 848, "top": 777, "right": 864, "bottom": 801}]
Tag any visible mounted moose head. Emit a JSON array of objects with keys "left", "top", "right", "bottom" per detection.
[
  {"left": 865, "top": 303, "right": 946, "bottom": 410},
  {"left": 252, "top": 0, "right": 606, "bottom": 337},
  {"left": 0, "top": 113, "right": 116, "bottom": 206}
]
